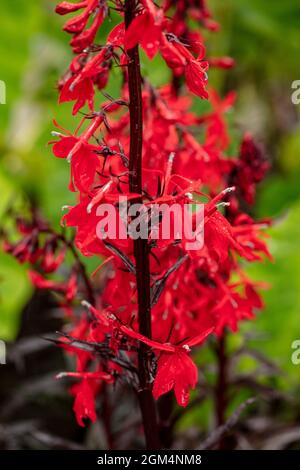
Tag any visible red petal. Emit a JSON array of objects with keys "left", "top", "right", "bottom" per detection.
[
  {"left": 120, "top": 325, "right": 175, "bottom": 352},
  {"left": 70, "top": 145, "right": 99, "bottom": 191},
  {"left": 186, "top": 326, "right": 214, "bottom": 347},
  {"left": 55, "top": 1, "right": 87, "bottom": 15},
  {"left": 185, "top": 60, "right": 209, "bottom": 99},
  {"left": 152, "top": 354, "right": 176, "bottom": 400},
  {"left": 52, "top": 136, "right": 78, "bottom": 158},
  {"left": 70, "top": 9, "right": 105, "bottom": 53},
  {"left": 72, "top": 379, "right": 97, "bottom": 427},
  {"left": 152, "top": 352, "right": 198, "bottom": 407},
  {"left": 125, "top": 12, "right": 149, "bottom": 50},
  {"left": 63, "top": 9, "right": 90, "bottom": 34},
  {"left": 108, "top": 22, "right": 125, "bottom": 46}
]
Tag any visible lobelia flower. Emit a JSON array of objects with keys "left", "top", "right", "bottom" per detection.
[
  {"left": 56, "top": 0, "right": 107, "bottom": 53},
  {"left": 72, "top": 379, "right": 98, "bottom": 427},
  {"left": 124, "top": 0, "right": 164, "bottom": 58},
  {"left": 208, "top": 56, "right": 235, "bottom": 69},
  {"left": 59, "top": 75, "right": 95, "bottom": 115},
  {"left": 199, "top": 89, "right": 237, "bottom": 151},
  {"left": 51, "top": 117, "right": 104, "bottom": 191},
  {"left": 59, "top": 23, "right": 125, "bottom": 114},
  {"left": 120, "top": 325, "right": 214, "bottom": 406},
  {"left": 4, "top": 0, "right": 272, "bottom": 436},
  {"left": 29, "top": 270, "right": 78, "bottom": 303},
  {"left": 160, "top": 35, "right": 209, "bottom": 98},
  {"left": 41, "top": 240, "right": 66, "bottom": 273},
  {"left": 234, "top": 133, "right": 270, "bottom": 205}
]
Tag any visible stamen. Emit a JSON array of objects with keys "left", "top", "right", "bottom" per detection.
[
  {"left": 51, "top": 131, "right": 63, "bottom": 137},
  {"left": 81, "top": 300, "right": 92, "bottom": 309},
  {"left": 87, "top": 180, "right": 113, "bottom": 213},
  {"left": 163, "top": 152, "right": 176, "bottom": 194}
]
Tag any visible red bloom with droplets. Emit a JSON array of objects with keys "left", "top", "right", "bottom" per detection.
[
  {"left": 125, "top": 0, "right": 164, "bottom": 58},
  {"left": 121, "top": 325, "right": 214, "bottom": 406},
  {"left": 4, "top": 0, "right": 271, "bottom": 446}
]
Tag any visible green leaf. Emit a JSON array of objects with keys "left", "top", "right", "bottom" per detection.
[{"left": 0, "top": 252, "right": 32, "bottom": 341}]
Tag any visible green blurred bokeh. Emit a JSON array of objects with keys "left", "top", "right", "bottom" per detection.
[{"left": 0, "top": 0, "right": 300, "bottom": 397}]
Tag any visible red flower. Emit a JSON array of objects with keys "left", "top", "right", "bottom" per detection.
[
  {"left": 59, "top": 23, "right": 124, "bottom": 113},
  {"left": 153, "top": 350, "right": 199, "bottom": 407},
  {"left": 68, "top": 369, "right": 120, "bottom": 427},
  {"left": 56, "top": 0, "right": 106, "bottom": 53},
  {"left": 209, "top": 57, "right": 235, "bottom": 69},
  {"left": 234, "top": 133, "right": 269, "bottom": 205},
  {"left": 29, "top": 270, "right": 78, "bottom": 303},
  {"left": 3, "top": 0, "right": 272, "bottom": 432},
  {"left": 70, "top": 7, "right": 106, "bottom": 53},
  {"left": 121, "top": 325, "right": 214, "bottom": 406},
  {"left": 51, "top": 117, "right": 103, "bottom": 191},
  {"left": 55, "top": 1, "right": 88, "bottom": 16},
  {"left": 185, "top": 59, "right": 209, "bottom": 99},
  {"left": 125, "top": 0, "right": 164, "bottom": 58},
  {"left": 29, "top": 270, "right": 65, "bottom": 291},
  {"left": 41, "top": 243, "right": 66, "bottom": 273},
  {"left": 200, "top": 89, "right": 236, "bottom": 151},
  {"left": 64, "top": 315, "right": 91, "bottom": 372},
  {"left": 62, "top": 197, "right": 104, "bottom": 256},
  {"left": 160, "top": 38, "right": 209, "bottom": 99},
  {"left": 71, "top": 378, "right": 98, "bottom": 427},
  {"left": 59, "top": 76, "right": 95, "bottom": 115}
]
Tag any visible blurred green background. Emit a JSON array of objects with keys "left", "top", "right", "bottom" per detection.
[{"left": 0, "top": 0, "right": 300, "bottom": 389}]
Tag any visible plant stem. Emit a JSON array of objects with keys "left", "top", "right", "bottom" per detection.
[
  {"left": 158, "top": 393, "right": 174, "bottom": 448},
  {"left": 124, "top": 0, "right": 160, "bottom": 450},
  {"left": 67, "top": 241, "right": 96, "bottom": 305},
  {"left": 102, "top": 383, "right": 114, "bottom": 449}
]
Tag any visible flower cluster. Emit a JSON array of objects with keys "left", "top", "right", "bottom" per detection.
[{"left": 5, "top": 0, "right": 271, "bottom": 434}]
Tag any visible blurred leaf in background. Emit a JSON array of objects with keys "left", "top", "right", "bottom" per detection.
[{"left": 0, "top": 1, "right": 67, "bottom": 339}]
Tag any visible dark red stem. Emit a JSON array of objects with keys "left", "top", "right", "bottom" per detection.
[
  {"left": 102, "top": 383, "right": 114, "bottom": 449},
  {"left": 124, "top": 0, "right": 160, "bottom": 450}
]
